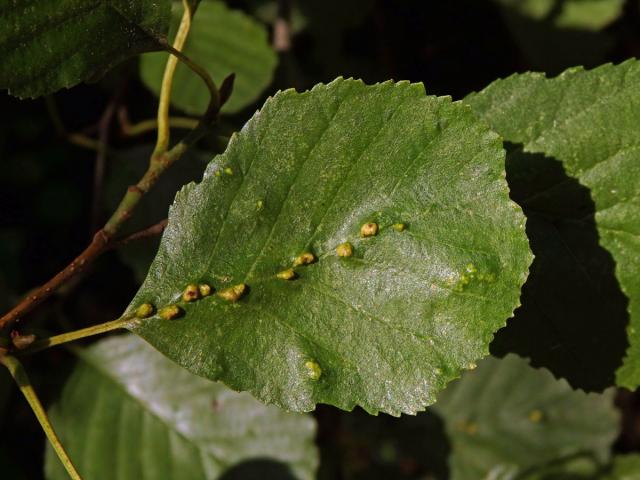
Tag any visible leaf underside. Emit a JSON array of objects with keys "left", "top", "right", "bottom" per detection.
[
  {"left": 45, "top": 335, "right": 318, "bottom": 480},
  {"left": 0, "top": 0, "right": 171, "bottom": 98},
  {"left": 126, "top": 78, "right": 532, "bottom": 416},
  {"left": 465, "top": 59, "right": 640, "bottom": 390},
  {"left": 434, "top": 354, "right": 619, "bottom": 480}
]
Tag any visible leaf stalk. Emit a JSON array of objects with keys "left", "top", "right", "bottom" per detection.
[{"left": 1, "top": 355, "right": 83, "bottom": 480}]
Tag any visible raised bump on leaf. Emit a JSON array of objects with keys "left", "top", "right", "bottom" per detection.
[
  {"left": 198, "top": 284, "right": 213, "bottom": 297},
  {"left": 360, "top": 222, "right": 378, "bottom": 238},
  {"left": 335, "top": 242, "right": 353, "bottom": 257},
  {"left": 277, "top": 268, "right": 297, "bottom": 280},
  {"left": 217, "top": 284, "right": 247, "bottom": 302},
  {"left": 135, "top": 303, "right": 155, "bottom": 319},
  {"left": 293, "top": 252, "right": 316, "bottom": 267},
  {"left": 182, "top": 284, "right": 200, "bottom": 302},
  {"left": 304, "top": 360, "right": 322, "bottom": 381},
  {"left": 159, "top": 305, "right": 182, "bottom": 320}
]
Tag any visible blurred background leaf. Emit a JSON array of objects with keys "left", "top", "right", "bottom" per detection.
[
  {"left": 433, "top": 355, "right": 620, "bottom": 480},
  {"left": 45, "top": 335, "right": 319, "bottom": 480},
  {"left": 140, "top": 0, "right": 278, "bottom": 115}
]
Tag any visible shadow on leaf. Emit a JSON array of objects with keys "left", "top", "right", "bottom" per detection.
[
  {"left": 218, "top": 459, "right": 298, "bottom": 480},
  {"left": 490, "top": 144, "right": 629, "bottom": 391}
]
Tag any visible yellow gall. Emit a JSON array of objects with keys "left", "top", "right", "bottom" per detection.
[
  {"left": 182, "top": 284, "right": 200, "bottom": 302},
  {"left": 224, "top": 167, "right": 233, "bottom": 175},
  {"left": 217, "top": 283, "right": 247, "bottom": 302},
  {"left": 198, "top": 283, "right": 213, "bottom": 297},
  {"left": 276, "top": 268, "right": 297, "bottom": 280},
  {"left": 392, "top": 223, "right": 406, "bottom": 232},
  {"left": 135, "top": 303, "right": 155, "bottom": 319},
  {"left": 360, "top": 222, "right": 378, "bottom": 237},
  {"left": 304, "top": 360, "right": 322, "bottom": 380},
  {"left": 293, "top": 252, "right": 316, "bottom": 267},
  {"left": 528, "top": 409, "right": 544, "bottom": 423},
  {"left": 159, "top": 305, "right": 182, "bottom": 320},
  {"left": 335, "top": 242, "right": 353, "bottom": 257}
]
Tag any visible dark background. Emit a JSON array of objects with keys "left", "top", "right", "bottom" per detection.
[{"left": 2, "top": 0, "right": 640, "bottom": 478}]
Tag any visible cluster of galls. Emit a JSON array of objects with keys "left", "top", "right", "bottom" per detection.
[
  {"left": 135, "top": 281, "right": 248, "bottom": 321},
  {"left": 135, "top": 221, "right": 406, "bottom": 323}
]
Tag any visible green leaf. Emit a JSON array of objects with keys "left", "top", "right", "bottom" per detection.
[
  {"left": 495, "top": 0, "right": 621, "bottom": 74},
  {"left": 494, "top": 0, "right": 624, "bottom": 30},
  {"left": 488, "top": 145, "right": 629, "bottom": 391},
  {"left": 125, "top": 78, "right": 532, "bottom": 415},
  {"left": 44, "top": 335, "right": 318, "bottom": 480},
  {"left": 604, "top": 455, "right": 640, "bottom": 480},
  {"left": 465, "top": 59, "right": 640, "bottom": 390},
  {"left": 0, "top": 0, "right": 172, "bottom": 98},
  {"left": 432, "top": 355, "right": 619, "bottom": 480},
  {"left": 140, "top": 1, "right": 278, "bottom": 114}
]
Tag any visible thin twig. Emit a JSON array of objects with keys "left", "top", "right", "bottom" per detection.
[
  {"left": 0, "top": 1, "right": 221, "bottom": 332},
  {"left": 108, "top": 219, "right": 168, "bottom": 250},
  {"left": 164, "top": 46, "right": 220, "bottom": 119},
  {"left": 1, "top": 355, "right": 82, "bottom": 480},
  {"left": 118, "top": 107, "right": 199, "bottom": 137},
  {"left": 154, "top": 0, "right": 194, "bottom": 157},
  {"left": 0, "top": 218, "right": 170, "bottom": 331},
  {"left": 45, "top": 96, "right": 101, "bottom": 151},
  {"left": 0, "top": 231, "right": 109, "bottom": 329},
  {"left": 90, "top": 95, "right": 120, "bottom": 234}
]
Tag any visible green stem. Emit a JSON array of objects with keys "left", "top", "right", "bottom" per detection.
[
  {"left": 154, "top": 0, "right": 194, "bottom": 157},
  {"left": 0, "top": 0, "right": 221, "bottom": 330},
  {"left": 123, "top": 116, "right": 200, "bottom": 137},
  {"left": 1, "top": 355, "right": 82, "bottom": 480},
  {"left": 165, "top": 45, "right": 220, "bottom": 117},
  {"left": 104, "top": 2, "right": 219, "bottom": 238},
  {"left": 22, "top": 317, "right": 133, "bottom": 355}
]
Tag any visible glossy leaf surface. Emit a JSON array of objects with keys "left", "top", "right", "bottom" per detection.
[
  {"left": 127, "top": 78, "right": 532, "bottom": 415},
  {"left": 1, "top": 0, "right": 171, "bottom": 98},
  {"left": 466, "top": 59, "right": 640, "bottom": 389}
]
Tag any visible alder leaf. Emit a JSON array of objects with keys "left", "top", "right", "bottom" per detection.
[
  {"left": 494, "top": 0, "right": 624, "bottom": 30},
  {"left": 465, "top": 59, "right": 640, "bottom": 390},
  {"left": 433, "top": 355, "right": 619, "bottom": 480},
  {"left": 0, "top": 0, "right": 172, "bottom": 98},
  {"left": 140, "top": 1, "right": 277, "bottom": 114},
  {"left": 488, "top": 145, "right": 629, "bottom": 391},
  {"left": 125, "top": 78, "right": 532, "bottom": 415},
  {"left": 44, "top": 335, "right": 318, "bottom": 480}
]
